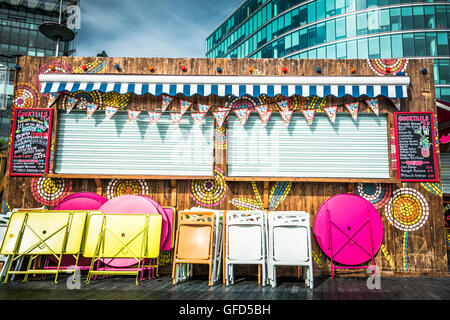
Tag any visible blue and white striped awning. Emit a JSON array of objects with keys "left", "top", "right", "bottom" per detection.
[{"left": 39, "top": 74, "right": 410, "bottom": 98}]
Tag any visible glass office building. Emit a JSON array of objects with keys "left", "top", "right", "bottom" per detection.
[
  {"left": 0, "top": 0, "right": 78, "bottom": 136},
  {"left": 206, "top": 0, "right": 450, "bottom": 102}
]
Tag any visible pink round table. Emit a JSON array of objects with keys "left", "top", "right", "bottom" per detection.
[
  {"left": 314, "top": 194, "right": 383, "bottom": 267},
  {"left": 98, "top": 195, "right": 169, "bottom": 267}
]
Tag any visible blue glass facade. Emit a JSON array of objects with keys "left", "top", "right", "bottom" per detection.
[{"left": 206, "top": 0, "right": 450, "bottom": 102}]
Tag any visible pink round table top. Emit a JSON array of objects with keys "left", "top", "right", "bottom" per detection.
[
  {"left": 98, "top": 195, "right": 168, "bottom": 267},
  {"left": 53, "top": 192, "right": 107, "bottom": 211},
  {"left": 314, "top": 194, "right": 384, "bottom": 266}
]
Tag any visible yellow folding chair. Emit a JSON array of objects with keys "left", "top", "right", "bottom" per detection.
[
  {"left": 0, "top": 210, "right": 92, "bottom": 284},
  {"left": 83, "top": 213, "right": 162, "bottom": 285},
  {"left": 172, "top": 211, "right": 215, "bottom": 286}
]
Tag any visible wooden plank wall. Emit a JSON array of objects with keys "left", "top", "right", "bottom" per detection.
[{"left": 4, "top": 56, "right": 448, "bottom": 275}]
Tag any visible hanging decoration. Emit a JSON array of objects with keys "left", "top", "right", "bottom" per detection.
[
  {"left": 105, "top": 106, "right": 119, "bottom": 120},
  {"left": 365, "top": 98, "right": 379, "bottom": 116},
  {"left": 191, "top": 113, "right": 206, "bottom": 126},
  {"left": 279, "top": 109, "right": 293, "bottom": 128},
  {"left": 388, "top": 98, "right": 401, "bottom": 111},
  {"left": 68, "top": 91, "right": 102, "bottom": 110},
  {"left": 180, "top": 99, "right": 192, "bottom": 115},
  {"left": 47, "top": 93, "right": 60, "bottom": 108},
  {"left": 148, "top": 111, "right": 162, "bottom": 126},
  {"left": 170, "top": 112, "right": 183, "bottom": 127},
  {"left": 234, "top": 108, "right": 251, "bottom": 126},
  {"left": 354, "top": 183, "right": 392, "bottom": 209},
  {"left": 127, "top": 110, "right": 141, "bottom": 125},
  {"left": 213, "top": 111, "right": 229, "bottom": 127},
  {"left": 189, "top": 167, "right": 228, "bottom": 208},
  {"left": 345, "top": 102, "right": 359, "bottom": 121},
  {"left": 65, "top": 96, "right": 79, "bottom": 114},
  {"left": 86, "top": 102, "right": 99, "bottom": 120},
  {"left": 302, "top": 109, "right": 316, "bottom": 127},
  {"left": 276, "top": 100, "right": 290, "bottom": 111},
  {"left": 106, "top": 179, "right": 149, "bottom": 200},
  {"left": 198, "top": 103, "right": 211, "bottom": 113},
  {"left": 162, "top": 95, "right": 173, "bottom": 112},
  {"left": 323, "top": 106, "right": 338, "bottom": 124},
  {"left": 256, "top": 105, "right": 272, "bottom": 128}
]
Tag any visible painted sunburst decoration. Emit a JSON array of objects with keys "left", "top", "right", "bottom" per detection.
[
  {"left": 189, "top": 167, "right": 228, "bottom": 207},
  {"left": 31, "top": 177, "right": 72, "bottom": 207},
  {"left": 106, "top": 179, "right": 149, "bottom": 199},
  {"left": 12, "top": 83, "right": 40, "bottom": 109},
  {"left": 368, "top": 58, "right": 408, "bottom": 75},
  {"left": 34, "top": 60, "right": 73, "bottom": 98}
]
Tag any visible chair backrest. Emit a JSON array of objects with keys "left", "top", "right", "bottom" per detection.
[
  {"left": 83, "top": 213, "right": 162, "bottom": 259},
  {"left": 175, "top": 211, "right": 215, "bottom": 261},
  {"left": 0, "top": 210, "right": 91, "bottom": 256},
  {"left": 268, "top": 211, "right": 311, "bottom": 262},
  {"left": 226, "top": 211, "right": 266, "bottom": 261}
]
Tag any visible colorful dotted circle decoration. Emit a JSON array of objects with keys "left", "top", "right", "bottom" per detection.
[
  {"left": 226, "top": 95, "right": 260, "bottom": 110},
  {"left": 31, "top": 177, "right": 72, "bottom": 206},
  {"left": 384, "top": 187, "right": 429, "bottom": 232},
  {"left": 106, "top": 179, "right": 149, "bottom": 200},
  {"left": 368, "top": 59, "right": 408, "bottom": 75},
  {"left": 12, "top": 83, "right": 40, "bottom": 109},
  {"left": 354, "top": 183, "right": 392, "bottom": 209},
  {"left": 35, "top": 60, "right": 73, "bottom": 97},
  {"left": 189, "top": 167, "right": 228, "bottom": 208}
]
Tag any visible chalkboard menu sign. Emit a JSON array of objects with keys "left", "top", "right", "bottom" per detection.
[
  {"left": 9, "top": 108, "right": 53, "bottom": 176},
  {"left": 394, "top": 112, "right": 438, "bottom": 182}
]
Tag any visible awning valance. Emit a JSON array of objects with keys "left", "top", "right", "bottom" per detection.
[{"left": 39, "top": 74, "right": 410, "bottom": 98}]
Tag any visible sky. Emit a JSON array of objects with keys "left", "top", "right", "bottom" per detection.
[{"left": 75, "top": 0, "right": 244, "bottom": 58}]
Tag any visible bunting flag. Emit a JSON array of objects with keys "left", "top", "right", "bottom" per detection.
[
  {"left": 366, "top": 98, "right": 379, "bottom": 116},
  {"left": 234, "top": 108, "right": 251, "bottom": 126},
  {"left": 162, "top": 95, "right": 173, "bottom": 112},
  {"left": 180, "top": 100, "right": 193, "bottom": 115},
  {"left": 390, "top": 98, "right": 401, "bottom": 111},
  {"left": 65, "top": 96, "right": 79, "bottom": 114},
  {"left": 148, "top": 111, "right": 162, "bottom": 126},
  {"left": 323, "top": 106, "right": 338, "bottom": 124},
  {"left": 47, "top": 93, "right": 59, "bottom": 108},
  {"left": 198, "top": 103, "right": 211, "bottom": 113},
  {"left": 345, "top": 102, "right": 359, "bottom": 122},
  {"left": 256, "top": 105, "right": 272, "bottom": 128},
  {"left": 127, "top": 110, "right": 141, "bottom": 125},
  {"left": 170, "top": 113, "right": 184, "bottom": 127},
  {"left": 279, "top": 109, "right": 293, "bottom": 128},
  {"left": 213, "top": 111, "right": 229, "bottom": 127},
  {"left": 277, "top": 100, "right": 290, "bottom": 111},
  {"left": 191, "top": 113, "right": 206, "bottom": 126},
  {"left": 302, "top": 109, "right": 316, "bottom": 127},
  {"left": 86, "top": 102, "right": 99, "bottom": 120},
  {"left": 105, "top": 106, "right": 119, "bottom": 120}
]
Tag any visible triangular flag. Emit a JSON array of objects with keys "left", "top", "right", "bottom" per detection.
[
  {"left": 162, "top": 95, "right": 173, "bottom": 112},
  {"left": 65, "top": 96, "right": 79, "bottom": 114},
  {"left": 302, "top": 109, "right": 316, "bottom": 126},
  {"left": 323, "top": 106, "right": 338, "bottom": 124},
  {"left": 345, "top": 102, "right": 359, "bottom": 121},
  {"left": 192, "top": 113, "right": 206, "bottom": 126},
  {"left": 366, "top": 98, "right": 379, "bottom": 116},
  {"left": 170, "top": 113, "right": 184, "bottom": 127},
  {"left": 47, "top": 93, "right": 59, "bottom": 108},
  {"left": 127, "top": 110, "right": 141, "bottom": 125},
  {"left": 213, "top": 111, "right": 229, "bottom": 127},
  {"left": 277, "top": 100, "right": 290, "bottom": 111},
  {"left": 234, "top": 108, "right": 251, "bottom": 126},
  {"left": 180, "top": 100, "right": 192, "bottom": 115},
  {"left": 198, "top": 103, "right": 211, "bottom": 113},
  {"left": 86, "top": 102, "right": 99, "bottom": 120},
  {"left": 279, "top": 109, "right": 293, "bottom": 127},
  {"left": 256, "top": 105, "right": 272, "bottom": 128},
  {"left": 148, "top": 111, "right": 162, "bottom": 126},
  {"left": 105, "top": 106, "right": 118, "bottom": 120},
  {"left": 390, "top": 98, "right": 401, "bottom": 111}
]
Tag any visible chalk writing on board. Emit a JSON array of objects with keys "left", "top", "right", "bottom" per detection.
[
  {"left": 394, "top": 112, "right": 438, "bottom": 182},
  {"left": 9, "top": 108, "right": 53, "bottom": 176}
]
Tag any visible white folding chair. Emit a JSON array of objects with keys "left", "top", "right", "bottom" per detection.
[
  {"left": 225, "top": 210, "right": 267, "bottom": 286},
  {"left": 184, "top": 207, "right": 223, "bottom": 285},
  {"left": 267, "top": 211, "right": 313, "bottom": 289}
]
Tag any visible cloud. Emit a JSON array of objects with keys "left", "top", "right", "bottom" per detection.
[{"left": 75, "top": 0, "right": 243, "bottom": 58}]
